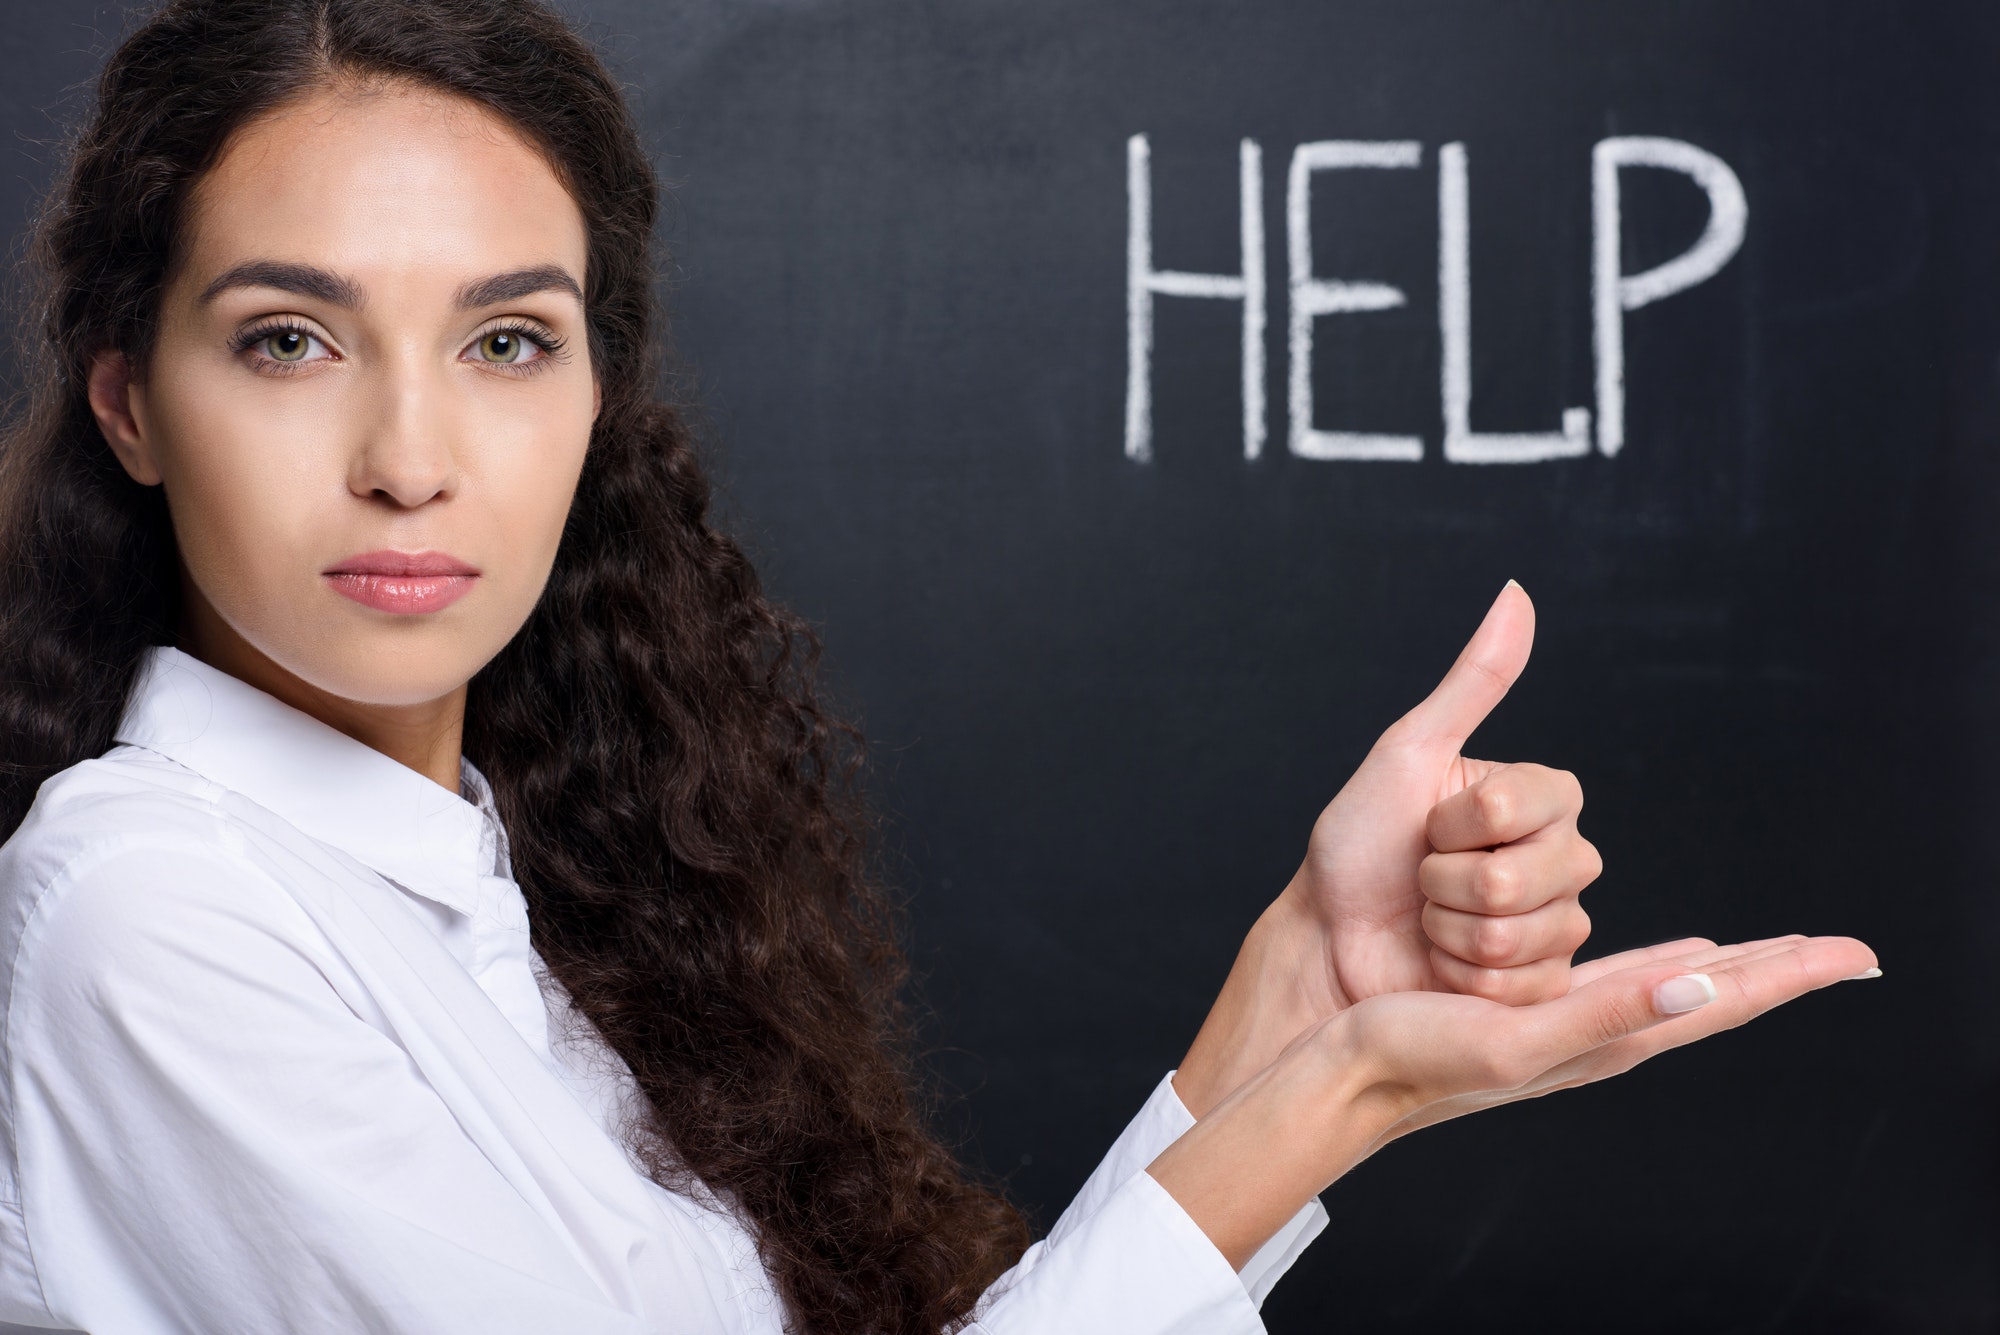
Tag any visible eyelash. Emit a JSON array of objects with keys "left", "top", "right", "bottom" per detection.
[{"left": 228, "top": 319, "right": 571, "bottom": 377}]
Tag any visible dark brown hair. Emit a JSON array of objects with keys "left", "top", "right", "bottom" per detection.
[{"left": 0, "top": 1, "right": 1030, "bottom": 1330}]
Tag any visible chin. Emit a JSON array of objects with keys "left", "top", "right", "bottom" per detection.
[{"left": 271, "top": 621, "right": 508, "bottom": 708}]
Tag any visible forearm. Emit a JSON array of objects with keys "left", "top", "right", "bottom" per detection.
[
  {"left": 1173, "top": 878, "right": 1336, "bottom": 1119},
  {"left": 1150, "top": 1016, "right": 1391, "bottom": 1270}
]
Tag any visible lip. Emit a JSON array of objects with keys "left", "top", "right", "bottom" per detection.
[{"left": 323, "top": 549, "right": 479, "bottom": 615}]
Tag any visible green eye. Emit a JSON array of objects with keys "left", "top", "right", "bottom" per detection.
[
  {"left": 264, "top": 329, "right": 310, "bottom": 362},
  {"left": 478, "top": 330, "right": 527, "bottom": 363}
]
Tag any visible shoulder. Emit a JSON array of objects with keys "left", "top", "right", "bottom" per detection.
[
  {"left": 0, "top": 748, "right": 351, "bottom": 1204},
  {"left": 0, "top": 747, "right": 314, "bottom": 1022},
  {"left": 0, "top": 743, "right": 262, "bottom": 924},
  {"left": 1, "top": 744, "right": 241, "bottom": 882}
]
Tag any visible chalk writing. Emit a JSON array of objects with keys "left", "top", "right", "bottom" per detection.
[{"left": 1125, "top": 133, "right": 1748, "bottom": 464}]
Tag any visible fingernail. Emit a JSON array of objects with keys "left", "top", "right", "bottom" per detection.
[
  {"left": 1842, "top": 967, "right": 1882, "bottom": 981},
  {"left": 1653, "top": 973, "right": 1718, "bottom": 1014},
  {"left": 1504, "top": 578, "right": 1522, "bottom": 591}
]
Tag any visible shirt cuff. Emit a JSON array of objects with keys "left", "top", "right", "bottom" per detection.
[
  {"left": 1237, "top": 1190, "right": 1328, "bottom": 1309},
  {"left": 1045, "top": 1070, "right": 1328, "bottom": 1309},
  {"left": 972, "top": 1168, "right": 1269, "bottom": 1335}
]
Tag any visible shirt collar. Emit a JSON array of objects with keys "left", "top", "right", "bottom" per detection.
[{"left": 113, "top": 644, "right": 500, "bottom": 916}]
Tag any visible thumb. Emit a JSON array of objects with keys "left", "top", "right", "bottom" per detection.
[{"left": 1393, "top": 580, "right": 1534, "bottom": 750}]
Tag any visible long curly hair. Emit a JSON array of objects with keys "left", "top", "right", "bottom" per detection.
[{"left": 0, "top": 1, "right": 1031, "bottom": 1330}]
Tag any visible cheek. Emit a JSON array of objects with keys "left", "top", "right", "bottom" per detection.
[
  {"left": 472, "top": 391, "right": 592, "bottom": 577},
  {"left": 152, "top": 383, "right": 344, "bottom": 609}
]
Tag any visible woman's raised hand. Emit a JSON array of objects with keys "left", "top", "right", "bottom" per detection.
[
  {"left": 1150, "top": 930, "right": 1878, "bottom": 1269},
  {"left": 1162, "top": 579, "right": 1877, "bottom": 1273},
  {"left": 1302, "top": 579, "right": 1599, "bottom": 1008},
  {"left": 1176, "top": 581, "right": 1603, "bottom": 1116}
]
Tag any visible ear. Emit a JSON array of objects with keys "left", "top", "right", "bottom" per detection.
[
  {"left": 86, "top": 349, "right": 163, "bottom": 487},
  {"left": 591, "top": 372, "right": 602, "bottom": 422}
]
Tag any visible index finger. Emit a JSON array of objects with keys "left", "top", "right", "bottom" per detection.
[{"left": 1427, "top": 762, "right": 1584, "bottom": 852}]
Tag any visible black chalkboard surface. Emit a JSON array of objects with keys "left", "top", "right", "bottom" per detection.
[{"left": 4, "top": 1, "right": 1995, "bottom": 1329}]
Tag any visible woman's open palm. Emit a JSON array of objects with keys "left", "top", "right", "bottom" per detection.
[{"left": 1337, "top": 930, "right": 1879, "bottom": 1149}]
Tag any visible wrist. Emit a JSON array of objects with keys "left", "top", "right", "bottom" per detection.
[
  {"left": 1152, "top": 1008, "right": 1396, "bottom": 1270},
  {"left": 1301, "top": 1009, "right": 1407, "bottom": 1149},
  {"left": 1173, "top": 879, "right": 1339, "bottom": 1119}
]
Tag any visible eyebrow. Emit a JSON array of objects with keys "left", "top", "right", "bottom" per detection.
[
  {"left": 198, "top": 260, "right": 362, "bottom": 309},
  {"left": 196, "top": 260, "right": 584, "bottom": 311},
  {"left": 453, "top": 264, "right": 585, "bottom": 310}
]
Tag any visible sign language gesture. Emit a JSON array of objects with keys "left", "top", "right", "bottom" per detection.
[
  {"left": 1300, "top": 579, "right": 1597, "bottom": 1008},
  {"left": 1162, "top": 580, "right": 1877, "bottom": 1274},
  {"left": 1177, "top": 581, "right": 1602, "bottom": 1116}
]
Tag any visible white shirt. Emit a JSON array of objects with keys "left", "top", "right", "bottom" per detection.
[{"left": 0, "top": 645, "right": 1326, "bottom": 1334}]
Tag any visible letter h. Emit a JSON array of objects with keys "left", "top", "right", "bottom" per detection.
[{"left": 1125, "top": 134, "right": 1266, "bottom": 463}]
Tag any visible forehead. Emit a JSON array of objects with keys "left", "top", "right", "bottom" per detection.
[{"left": 178, "top": 80, "right": 586, "bottom": 297}]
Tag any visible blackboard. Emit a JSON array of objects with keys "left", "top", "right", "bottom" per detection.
[{"left": 5, "top": 2, "right": 1995, "bottom": 1329}]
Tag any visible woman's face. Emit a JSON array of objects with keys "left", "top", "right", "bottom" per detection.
[{"left": 90, "top": 79, "right": 598, "bottom": 710}]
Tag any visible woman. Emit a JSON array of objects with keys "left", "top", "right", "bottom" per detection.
[{"left": 0, "top": 1, "right": 1875, "bottom": 1332}]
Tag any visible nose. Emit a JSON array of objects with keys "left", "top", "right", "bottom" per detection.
[{"left": 349, "top": 351, "right": 462, "bottom": 509}]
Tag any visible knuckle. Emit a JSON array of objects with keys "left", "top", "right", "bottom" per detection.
[
  {"left": 1563, "top": 906, "right": 1593, "bottom": 954},
  {"left": 1597, "top": 981, "right": 1669, "bottom": 1046},
  {"left": 1476, "top": 859, "right": 1521, "bottom": 913},
  {"left": 1588, "top": 994, "right": 1646, "bottom": 1048},
  {"left": 1576, "top": 839, "right": 1605, "bottom": 887},
  {"left": 1472, "top": 783, "right": 1514, "bottom": 837},
  {"left": 1472, "top": 916, "right": 1516, "bottom": 965}
]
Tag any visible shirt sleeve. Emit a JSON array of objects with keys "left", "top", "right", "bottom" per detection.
[
  {"left": 5, "top": 841, "right": 654, "bottom": 1335},
  {"left": 964, "top": 1073, "right": 1329, "bottom": 1334}
]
